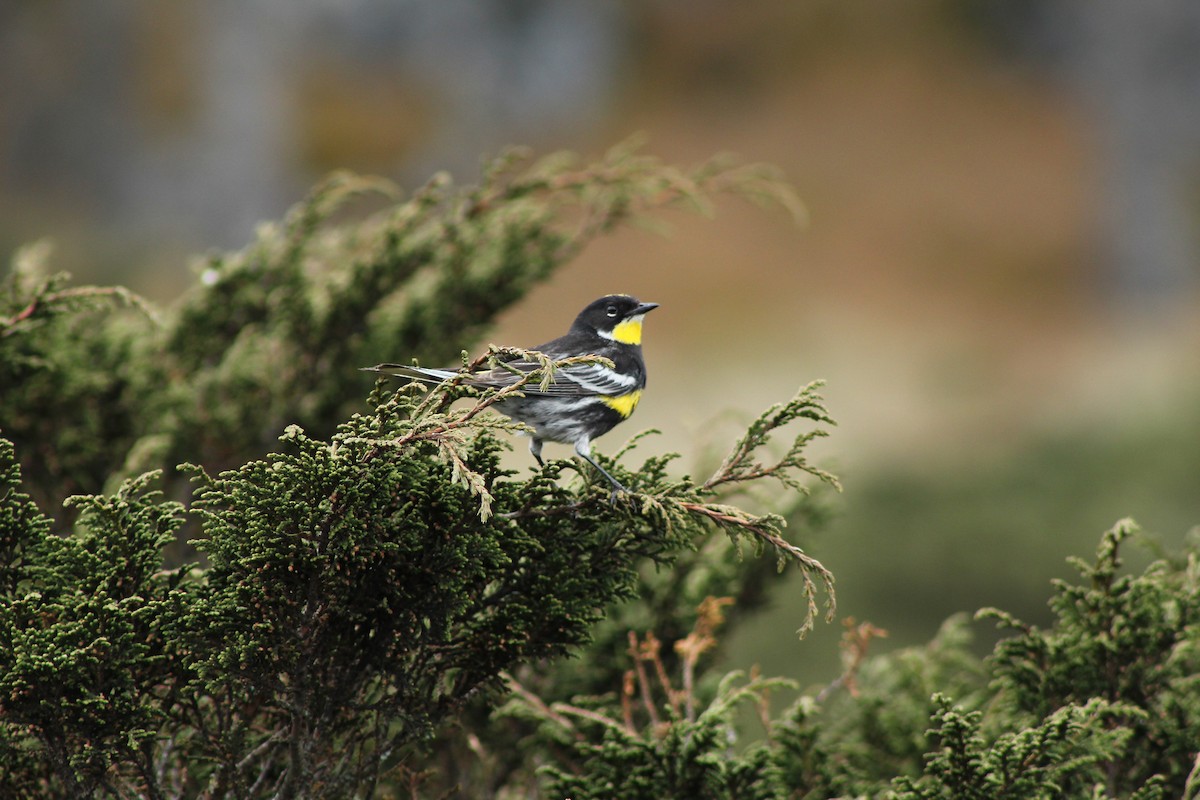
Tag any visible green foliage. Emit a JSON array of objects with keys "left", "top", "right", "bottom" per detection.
[
  {"left": 781, "top": 615, "right": 988, "bottom": 795},
  {"left": 2, "top": 144, "right": 1198, "bottom": 799},
  {"left": 0, "top": 246, "right": 163, "bottom": 517},
  {"left": 0, "top": 146, "right": 836, "bottom": 797},
  {"left": 1, "top": 144, "right": 802, "bottom": 522},
  {"left": 173, "top": 372, "right": 838, "bottom": 796},
  {"left": 0, "top": 375, "right": 835, "bottom": 797},
  {"left": 536, "top": 671, "right": 790, "bottom": 800},
  {"left": 505, "top": 526, "right": 1200, "bottom": 800},
  {"left": 982, "top": 519, "right": 1200, "bottom": 795},
  {"left": 0, "top": 437, "right": 49, "bottom": 595},
  {"left": 0, "top": 462, "right": 188, "bottom": 798},
  {"left": 889, "top": 696, "right": 1156, "bottom": 800}
]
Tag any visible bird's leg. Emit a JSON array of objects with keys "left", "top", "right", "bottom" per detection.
[
  {"left": 529, "top": 437, "right": 546, "bottom": 468},
  {"left": 574, "top": 439, "right": 628, "bottom": 494}
]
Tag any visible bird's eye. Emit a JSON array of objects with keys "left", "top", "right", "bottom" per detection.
[{"left": 606, "top": 306, "right": 618, "bottom": 317}]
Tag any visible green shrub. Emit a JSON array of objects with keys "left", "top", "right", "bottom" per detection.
[
  {"left": 1, "top": 147, "right": 835, "bottom": 798},
  {"left": 2, "top": 145, "right": 1196, "bottom": 798}
]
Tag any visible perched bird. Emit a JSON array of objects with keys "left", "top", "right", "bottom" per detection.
[{"left": 365, "top": 294, "right": 659, "bottom": 491}]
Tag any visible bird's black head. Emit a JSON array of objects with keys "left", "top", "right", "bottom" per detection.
[{"left": 570, "top": 294, "right": 660, "bottom": 345}]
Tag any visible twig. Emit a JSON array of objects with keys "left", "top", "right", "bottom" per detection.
[
  {"left": 656, "top": 500, "right": 836, "bottom": 636},
  {"left": 678, "top": 502, "right": 821, "bottom": 568},
  {"left": 627, "top": 632, "right": 662, "bottom": 729},
  {"left": 675, "top": 597, "right": 734, "bottom": 722},
  {"left": 496, "top": 499, "right": 589, "bottom": 521},
  {"left": 1, "top": 285, "right": 159, "bottom": 336},
  {"left": 237, "top": 732, "right": 281, "bottom": 771},
  {"left": 621, "top": 671, "right": 637, "bottom": 733},
  {"left": 1184, "top": 751, "right": 1200, "bottom": 800},
  {"left": 503, "top": 673, "right": 580, "bottom": 738},
  {"left": 640, "top": 632, "right": 680, "bottom": 718},
  {"left": 699, "top": 382, "right": 838, "bottom": 494},
  {"left": 550, "top": 703, "right": 629, "bottom": 734},
  {"left": 815, "top": 618, "right": 888, "bottom": 703},
  {"left": 750, "top": 665, "right": 774, "bottom": 737}
]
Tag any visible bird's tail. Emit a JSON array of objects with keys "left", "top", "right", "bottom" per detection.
[{"left": 360, "top": 363, "right": 460, "bottom": 384}]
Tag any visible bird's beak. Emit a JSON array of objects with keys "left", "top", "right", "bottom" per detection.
[{"left": 634, "top": 302, "right": 660, "bottom": 315}]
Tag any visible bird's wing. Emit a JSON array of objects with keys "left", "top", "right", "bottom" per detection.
[
  {"left": 463, "top": 359, "right": 635, "bottom": 396},
  {"left": 363, "top": 361, "right": 634, "bottom": 397}
]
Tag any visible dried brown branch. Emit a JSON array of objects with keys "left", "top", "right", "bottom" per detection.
[
  {"left": 627, "top": 631, "right": 662, "bottom": 729},
  {"left": 621, "top": 671, "right": 637, "bottom": 734},
  {"left": 675, "top": 596, "right": 735, "bottom": 722},
  {"left": 815, "top": 617, "right": 888, "bottom": 703},
  {"left": 749, "top": 664, "right": 774, "bottom": 736}
]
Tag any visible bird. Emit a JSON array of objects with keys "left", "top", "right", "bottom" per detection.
[{"left": 363, "top": 294, "right": 659, "bottom": 492}]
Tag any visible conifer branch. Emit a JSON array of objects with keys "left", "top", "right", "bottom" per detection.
[
  {"left": 2, "top": 282, "right": 158, "bottom": 336},
  {"left": 701, "top": 381, "right": 839, "bottom": 494},
  {"left": 0, "top": 146, "right": 867, "bottom": 799},
  {"left": 626, "top": 631, "right": 664, "bottom": 729},
  {"left": 675, "top": 501, "right": 835, "bottom": 635},
  {"left": 459, "top": 137, "right": 806, "bottom": 265}
]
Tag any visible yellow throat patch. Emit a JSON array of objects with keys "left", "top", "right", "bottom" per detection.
[
  {"left": 610, "top": 318, "right": 643, "bottom": 345},
  {"left": 601, "top": 390, "right": 643, "bottom": 419}
]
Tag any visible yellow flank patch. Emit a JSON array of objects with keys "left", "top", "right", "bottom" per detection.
[
  {"left": 601, "top": 390, "right": 642, "bottom": 419},
  {"left": 611, "top": 318, "right": 642, "bottom": 345}
]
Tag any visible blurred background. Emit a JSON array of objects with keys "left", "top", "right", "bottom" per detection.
[{"left": 3, "top": 0, "right": 1199, "bottom": 682}]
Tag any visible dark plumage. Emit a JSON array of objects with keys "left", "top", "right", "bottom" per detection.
[{"left": 364, "top": 294, "right": 659, "bottom": 491}]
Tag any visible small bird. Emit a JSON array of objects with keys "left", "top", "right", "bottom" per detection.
[{"left": 364, "top": 294, "right": 659, "bottom": 492}]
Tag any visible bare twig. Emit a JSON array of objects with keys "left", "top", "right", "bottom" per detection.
[
  {"left": 749, "top": 665, "right": 774, "bottom": 737},
  {"left": 503, "top": 672, "right": 580, "bottom": 738},
  {"left": 621, "top": 671, "right": 637, "bottom": 733},
  {"left": 816, "top": 618, "right": 888, "bottom": 703},
  {"left": 1183, "top": 751, "right": 1200, "bottom": 800},
  {"left": 627, "top": 632, "right": 663, "bottom": 729},
  {"left": 550, "top": 703, "right": 629, "bottom": 734},
  {"left": 675, "top": 597, "right": 735, "bottom": 723}
]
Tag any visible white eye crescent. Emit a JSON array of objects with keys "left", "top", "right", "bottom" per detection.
[{"left": 606, "top": 306, "right": 618, "bottom": 317}]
